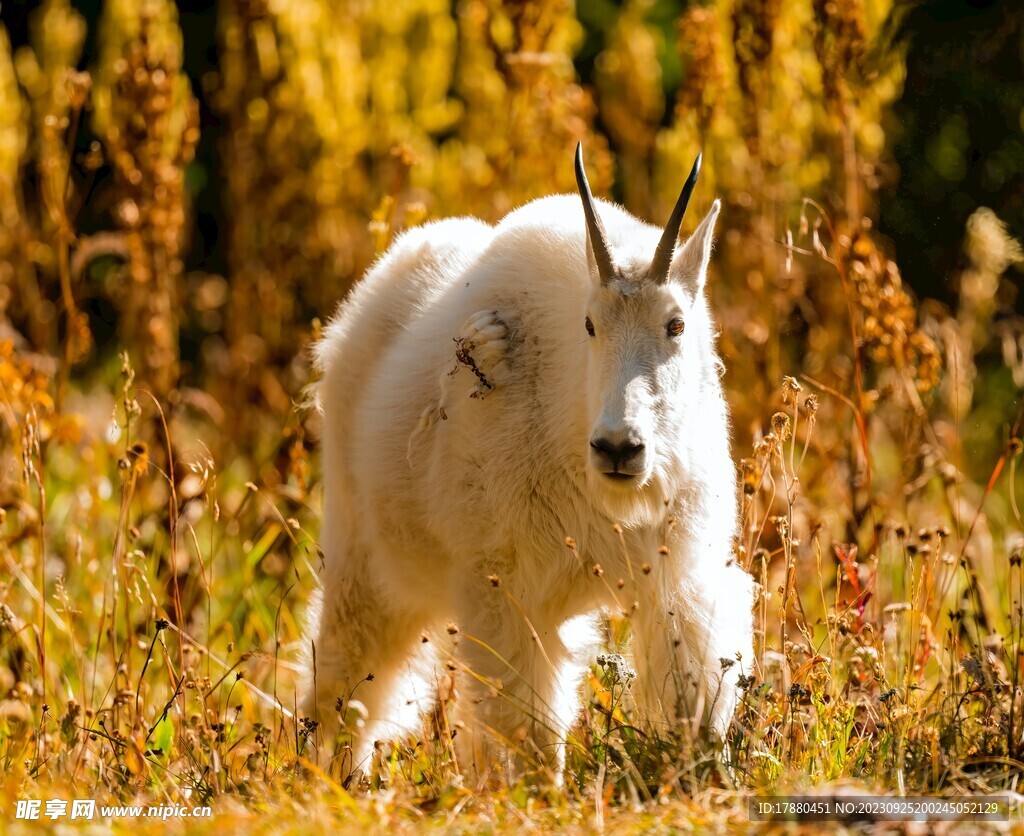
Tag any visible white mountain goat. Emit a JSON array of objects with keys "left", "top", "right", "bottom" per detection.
[{"left": 303, "top": 144, "right": 755, "bottom": 783}]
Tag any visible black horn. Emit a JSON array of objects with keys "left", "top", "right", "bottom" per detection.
[
  {"left": 649, "top": 152, "right": 702, "bottom": 285},
  {"left": 574, "top": 143, "right": 616, "bottom": 285}
]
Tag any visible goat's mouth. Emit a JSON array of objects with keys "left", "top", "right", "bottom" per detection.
[{"left": 598, "top": 467, "right": 638, "bottom": 485}]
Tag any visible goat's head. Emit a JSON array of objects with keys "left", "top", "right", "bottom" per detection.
[{"left": 574, "top": 143, "right": 722, "bottom": 515}]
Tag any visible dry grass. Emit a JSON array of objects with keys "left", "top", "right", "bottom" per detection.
[{"left": 3, "top": 0, "right": 1024, "bottom": 831}]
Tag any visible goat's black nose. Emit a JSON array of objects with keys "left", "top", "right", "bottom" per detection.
[{"left": 590, "top": 437, "right": 646, "bottom": 470}]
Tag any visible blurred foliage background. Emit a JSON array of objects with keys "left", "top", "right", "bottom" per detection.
[
  {"left": 2, "top": 0, "right": 1024, "bottom": 814},
  {"left": 0, "top": 0, "right": 1020, "bottom": 420}
]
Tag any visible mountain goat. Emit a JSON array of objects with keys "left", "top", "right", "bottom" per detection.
[{"left": 304, "top": 144, "right": 755, "bottom": 784}]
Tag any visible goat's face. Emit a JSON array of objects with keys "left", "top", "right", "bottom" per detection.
[
  {"left": 583, "top": 279, "right": 693, "bottom": 484},
  {"left": 574, "top": 144, "right": 720, "bottom": 515}
]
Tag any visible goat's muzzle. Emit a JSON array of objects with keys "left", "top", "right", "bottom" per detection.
[{"left": 589, "top": 435, "right": 647, "bottom": 480}]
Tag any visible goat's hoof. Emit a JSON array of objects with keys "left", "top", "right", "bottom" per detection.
[{"left": 455, "top": 310, "right": 510, "bottom": 398}]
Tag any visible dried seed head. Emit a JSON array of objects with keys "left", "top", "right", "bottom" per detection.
[
  {"left": 487, "top": 574, "right": 500, "bottom": 587},
  {"left": 130, "top": 441, "right": 149, "bottom": 476},
  {"left": 445, "top": 623, "right": 459, "bottom": 635},
  {"left": 781, "top": 376, "right": 802, "bottom": 405},
  {"left": 771, "top": 412, "right": 792, "bottom": 442},
  {"left": 844, "top": 231, "right": 942, "bottom": 394}
]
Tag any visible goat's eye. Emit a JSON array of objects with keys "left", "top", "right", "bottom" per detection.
[
  {"left": 666, "top": 317, "right": 685, "bottom": 338},
  {"left": 585, "top": 316, "right": 595, "bottom": 337}
]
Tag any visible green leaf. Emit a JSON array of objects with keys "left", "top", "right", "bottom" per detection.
[{"left": 152, "top": 715, "right": 174, "bottom": 757}]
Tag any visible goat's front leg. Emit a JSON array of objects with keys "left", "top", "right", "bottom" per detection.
[
  {"left": 630, "top": 560, "right": 755, "bottom": 741},
  {"left": 450, "top": 578, "right": 575, "bottom": 787}
]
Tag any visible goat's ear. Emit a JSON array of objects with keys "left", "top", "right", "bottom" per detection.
[{"left": 670, "top": 199, "right": 720, "bottom": 294}]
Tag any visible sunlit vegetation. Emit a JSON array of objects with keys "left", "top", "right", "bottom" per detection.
[{"left": 1, "top": 0, "right": 1023, "bottom": 829}]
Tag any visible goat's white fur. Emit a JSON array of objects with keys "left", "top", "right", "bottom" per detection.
[{"left": 303, "top": 185, "right": 755, "bottom": 783}]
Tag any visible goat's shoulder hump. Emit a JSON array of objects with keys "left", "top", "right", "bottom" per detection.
[
  {"left": 315, "top": 216, "right": 494, "bottom": 375},
  {"left": 387, "top": 216, "right": 495, "bottom": 267},
  {"left": 494, "top": 194, "right": 653, "bottom": 249}
]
